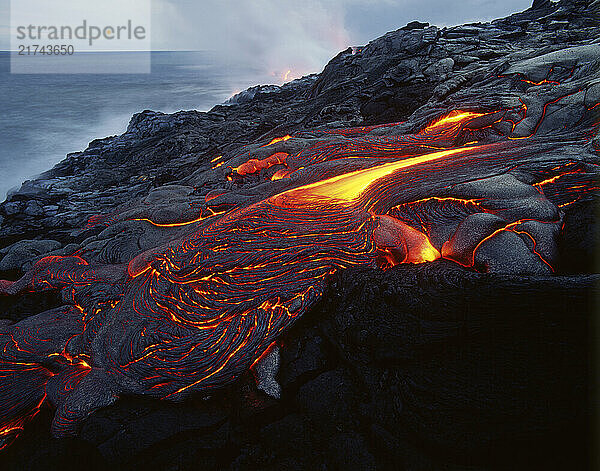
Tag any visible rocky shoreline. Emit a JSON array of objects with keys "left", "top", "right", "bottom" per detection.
[{"left": 1, "top": 1, "right": 599, "bottom": 469}]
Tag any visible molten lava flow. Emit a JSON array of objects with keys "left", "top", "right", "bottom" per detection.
[
  {"left": 271, "top": 168, "right": 295, "bottom": 181},
  {"left": 373, "top": 215, "right": 440, "bottom": 266},
  {"left": 521, "top": 78, "right": 560, "bottom": 86},
  {"left": 422, "top": 110, "right": 485, "bottom": 131},
  {"left": 131, "top": 207, "right": 225, "bottom": 228},
  {"left": 234, "top": 152, "right": 289, "bottom": 176},
  {"left": 0, "top": 106, "right": 597, "bottom": 449},
  {"left": 262, "top": 135, "right": 292, "bottom": 147},
  {"left": 232, "top": 110, "right": 498, "bottom": 185},
  {"left": 271, "top": 147, "right": 473, "bottom": 205}
]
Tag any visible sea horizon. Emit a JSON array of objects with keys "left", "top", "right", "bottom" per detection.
[{"left": 0, "top": 50, "right": 282, "bottom": 199}]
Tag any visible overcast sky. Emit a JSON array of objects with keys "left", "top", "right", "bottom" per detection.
[{"left": 0, "top": 0, "right": 532, "bottom": 79}]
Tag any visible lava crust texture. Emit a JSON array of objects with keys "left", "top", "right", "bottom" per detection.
[{"left": 0, "top": 0, "right": 598, "bottom": 457}]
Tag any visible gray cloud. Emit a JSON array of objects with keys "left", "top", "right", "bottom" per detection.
[
  {"left": 151, "top": 0, "right": 351, "bottom": 82},
  {"left": 1, "top": 0, "right": 532, "bottom": 80},
  {"left": 344, "top": 0, "right": 531, "bottom": 41},
  {"left": 150, "top": 0, "right": 531, "bottom": 82}
]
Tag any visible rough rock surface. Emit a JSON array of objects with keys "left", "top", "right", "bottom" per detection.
[{"left": 0, "top": 1, "right": 598, "bottom": 470}]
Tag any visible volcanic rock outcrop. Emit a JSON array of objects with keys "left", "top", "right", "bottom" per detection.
[{"left": 0, "top": 1, "right": 598, "bottom": 470}]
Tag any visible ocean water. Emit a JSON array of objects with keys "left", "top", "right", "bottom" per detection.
[{"left": 0, "top": 51, "right": 270, "bottom": 199}]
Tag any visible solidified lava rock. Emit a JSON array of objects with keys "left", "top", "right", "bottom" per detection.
[
  {"left": 558, "top": 197, "right": 599, "bottom": 273},
  {"left": 0, "top": 0, "right": 598, "bottom": 470}
]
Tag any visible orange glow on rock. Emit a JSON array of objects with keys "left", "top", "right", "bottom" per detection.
[
  {"left": 0, "top": 102, "right": 595, "bottom": 449},
  {"left": 130, "top": 208, "right": 225, "bottom": 228},
  {"left": 520, "top": 78, "right": 560, "bottom": 86},
  {"left": 421, "top": 110, "right": 486, "bottom": 132},
  {"left": 271, "top": 168, "right": 294, "bottom": 181},
  {"left": 271, "top": 146, "right": 473, "bottom": 206},
  {"left": 262, "top": 135, "right": 292, "bottom": 147},
  {"left": 373, "top": 215, "right": 440, "bottom": 266},
  {"left": 234, "top": 152, "right": 289, "bottom": 176}
]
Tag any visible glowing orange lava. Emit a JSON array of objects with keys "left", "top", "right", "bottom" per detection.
[
  {"left": 271, "top": 147, "right": 473, "bottom": 206},
  {"left": 262, "top": 135, "right": 292, "bottom": 147},
  {"left": 0, "top": 104, "right": 597, "bottom": 449},
  {"left": 234, "top": 152, "right": 289, "bottom": 176}
]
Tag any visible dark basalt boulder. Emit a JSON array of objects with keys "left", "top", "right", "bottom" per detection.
[
  {"left": 318, "top": 261, "right": 596, "bottom": 469},
  {"left": 402, "top": 21, "right": 430, "bottom": 31},
  {"left": 532, "top": 0, "right": 553, "bottom": 10}
]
